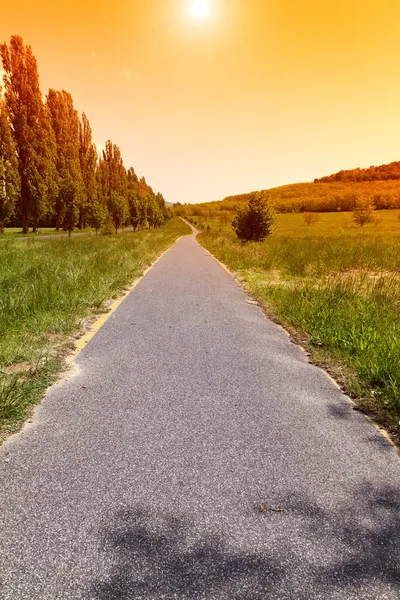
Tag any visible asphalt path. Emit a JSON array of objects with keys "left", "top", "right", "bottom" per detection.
[{"left": 1, "top": 230, "right": 399, "bottom": 599}]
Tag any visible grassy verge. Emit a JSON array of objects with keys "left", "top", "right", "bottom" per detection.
[
  {"left": 0, "top": 218, "right": 191, "bottom": 442},
  {"left": 197, "top": 228, "right": 400, "bottom": 442}
]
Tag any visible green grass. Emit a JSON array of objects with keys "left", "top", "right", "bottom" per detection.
[
  {"left": 2, "top": 226, "right": 96, "bottom": 237},
  {"left": 192, "top": 209, "right": 400, "bottom": 238},
  {"left": 197, "top": 211, "right": 400, "bottom": 438},
  {"left": 0, "top": 218, "right": 191, "bottom": 441}
]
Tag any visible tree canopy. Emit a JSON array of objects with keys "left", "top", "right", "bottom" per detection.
[
  {"left": 0, "top": 35, "right": 171, "bottom": 234},
  {"left": 232, "top": 192, "right": 276, "bottom": 242}
]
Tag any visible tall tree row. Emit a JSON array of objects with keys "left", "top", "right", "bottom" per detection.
[
  {"left": 46, "top": 89, "right": 84, "bottom": 233},
  {"left": 0, "top": 35, "right": 172, "bottom": 234},
  {"left": 0, "top": 95, "right": 20, "bottom": 233},
  {"left": 0, "top": 36, "right": 57, "bottom": 233},
  {"left": 79, "top": 113, "right": 98, "bottom": 229}
]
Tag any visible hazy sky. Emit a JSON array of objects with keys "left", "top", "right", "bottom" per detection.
[{"left": 2, "top": 1, "right": 400, "bottom": 203}]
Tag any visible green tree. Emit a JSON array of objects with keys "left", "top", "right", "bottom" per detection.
[
  {"left": 0, "top": 97, "right": 20, "bottom": 233},
  {"left": 100, "top": 140, "right": 127, "bottom": 198},
  {"left": 127, "top": 167, "right": 148, "bottom": 230},
  {"left": 0, "top": 35, "right": 57, "bottom": 233},
  {"left": 128, "top": 191, "right": 141, "bottom": 230},
  {"left": 87, "top": 199, "right": 106, "bottom": 234},
  {"left": 47, "top": 89, "right": 84, "bottom": 232},
  {"left": 98, "top": 141, "right": 129, "bottom": 229},
  {"left": 137, "top": 194, "right": 148, "bottom": 229},
  {"left": 352, "top": 197, "right": 376, "bottom": 227},
  {"left": 78, "top": 113, "right": 98, "bottom": 229},
  {"left": 61, "top": 180, "right": 81, "bottom": 237},
  {"left": 109, "top": 191, "right": 129, "bottom": 233},
  {"left": 232, "top": 192, "right": 276, "bottom": 241},
  {"left": 146, "top": 193, "right": 163, "bottom": 228},
  {"left": 219, "top": 210, "right": 231, "bottom": 226}
]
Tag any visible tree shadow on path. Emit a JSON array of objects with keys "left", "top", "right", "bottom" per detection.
[{"left": 91, "top": 482, "right": 400, "bottom": 600}]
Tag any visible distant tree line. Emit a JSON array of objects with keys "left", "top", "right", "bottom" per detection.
[
  {"left": 314, "top": 161, "right": 400, "bottom": 183},
  {"left": 0, "top": 35, "right": 172, "bottom": 234},
  {"left": 177, "top": 176, "right": 400, "bottom": 217}
]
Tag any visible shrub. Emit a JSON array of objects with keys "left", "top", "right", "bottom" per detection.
[
  {"left": 303, "top": 212, "right": 320, "bottom": 226},
  {"left": 101, "top": 217, "right": 115, "bottom": 235},
  {"left": 352, "top": 197, "right": 376, "bottom": 227},
  {"left": 232, "top": 192, "right": 276, "bottom": 242}
]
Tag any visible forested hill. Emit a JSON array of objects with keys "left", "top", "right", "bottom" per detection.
[
  {"left": 315, "top": 161, "right": 400, "bottom": 183},
  {"left": 211, "top": 160, "right": 400, "bottom": 213}
]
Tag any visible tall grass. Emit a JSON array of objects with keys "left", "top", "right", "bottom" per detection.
[
  {"left": 0, "top": 218, "right": 191, "bottom": 440},
  {"left": 198, "top": 230, "right": 400, "bottom": 276},
  {"left": 199, "top": 229, "right": 400, "bottom": 433}
]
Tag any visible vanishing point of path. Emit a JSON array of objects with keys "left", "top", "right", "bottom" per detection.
[{"left": 1, "top": 230, "right": 399, "bottom": 599}]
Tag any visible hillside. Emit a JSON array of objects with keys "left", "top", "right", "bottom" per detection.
[
  {"left": 315, "top": 161, "right": 400, "bottom": 183},
  {"left": 176, "top": 161, "right": 400, "bottom": 214}
]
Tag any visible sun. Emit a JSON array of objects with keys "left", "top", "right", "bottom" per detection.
[{"left": 189, "top": 0, "right": 211, "bottom": 21}]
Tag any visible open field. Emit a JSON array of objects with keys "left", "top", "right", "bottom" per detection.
[
  {"left": 193, "top": 211, "right": 400, "bottom": 439},
  {"left": 190, "top": 209, "right": 400, "bottom": 238},
  {"left": 0, "top": 218, "right": 191, "bottom": 441}
]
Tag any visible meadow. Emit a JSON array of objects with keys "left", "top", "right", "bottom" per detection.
[
  {"left": 193, "top": 210, "right": 400, "bottom": 438},
  {"left": 2, "top": 227, "right": 96, "bottom": 237},
  {"left": 0, "top": 218, "right": 191, "bottom": 441}
]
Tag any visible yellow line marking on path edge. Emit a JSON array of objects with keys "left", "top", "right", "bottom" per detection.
[
  {"left": 198, "top": 242, "right": 397, "bottom": 450},
  {"left": 67, "top": 242, "right": 179, "bottom": 364},
  {"left": 0, "top": 237, "right": 189, "bottom": 449}
]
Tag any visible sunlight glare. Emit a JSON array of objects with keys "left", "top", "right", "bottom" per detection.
[{"left": 190, "top": 0, "right": 211, "bottom": 21}]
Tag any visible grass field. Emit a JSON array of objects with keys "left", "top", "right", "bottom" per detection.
[
  {"left": 193, "top": 209, "right": 400, "bottom": 238},
  {"left": 2, "top": 227, "right": 96, "bottom": 237},
  {"left": 0, "top": 218, "right": 191, "bottom": 442},
  {"left": 194, "top": 210, "right": 400, "bottom": 439}
]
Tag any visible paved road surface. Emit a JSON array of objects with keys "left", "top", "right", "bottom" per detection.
[{"left": 1, "top": 231, "right": 399, "bottom": 599}]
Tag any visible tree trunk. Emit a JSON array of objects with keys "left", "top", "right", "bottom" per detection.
[
  {"left": 21, "top": 214, "right": 29, "bottom": 234},
  {"left": 0, "top": 220, "right": 4, "bottom": 234},
  {"left": 78, "top": 207, "right": 84, "bottom": 230}
]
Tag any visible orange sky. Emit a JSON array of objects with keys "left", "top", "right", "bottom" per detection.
[{"left": 2, "top": 1, "right": 400, "bottom": 203}]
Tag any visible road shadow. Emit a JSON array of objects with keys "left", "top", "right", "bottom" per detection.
[
  {"left": 327, "top": 402, "right": 352, "bottom": 420},
  {"left": 91, "top": 482, "right": 400, "bottom": 599},
  {"left": 91, "top": 505, "right": 286, "bottom": 600}
]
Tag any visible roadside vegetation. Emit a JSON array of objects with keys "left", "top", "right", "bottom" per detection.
[
  {"left": 187, "top": 209, "right": 400, "bottom": 440},
  {"left": 0, "top": 218, "right": 191, "bottom": 442}
]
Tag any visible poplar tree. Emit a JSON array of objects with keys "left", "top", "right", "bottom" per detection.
[
  {"left": 99, "top": 140, "right": 129, "bottom": 232},
  {"left": 0, "top": 35, "right": 57, "bottom": 233},
  {"left": 128, "top": 190, "right": 146, "bottom": 230},
  {"left": 127, "top": 167, "right": 146, "bottom": 230},
  {"left": 87, "top": 199, "right": 106, "bottom": 234},
  {"left": 0, "top": 96, "right": 20, "bottom": 233},
  {"left": 46, "top": 89, "right": 84, "bottom": 232},
  {"left": 78, "top": 112, "right": 98, "bottom": 229}
]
